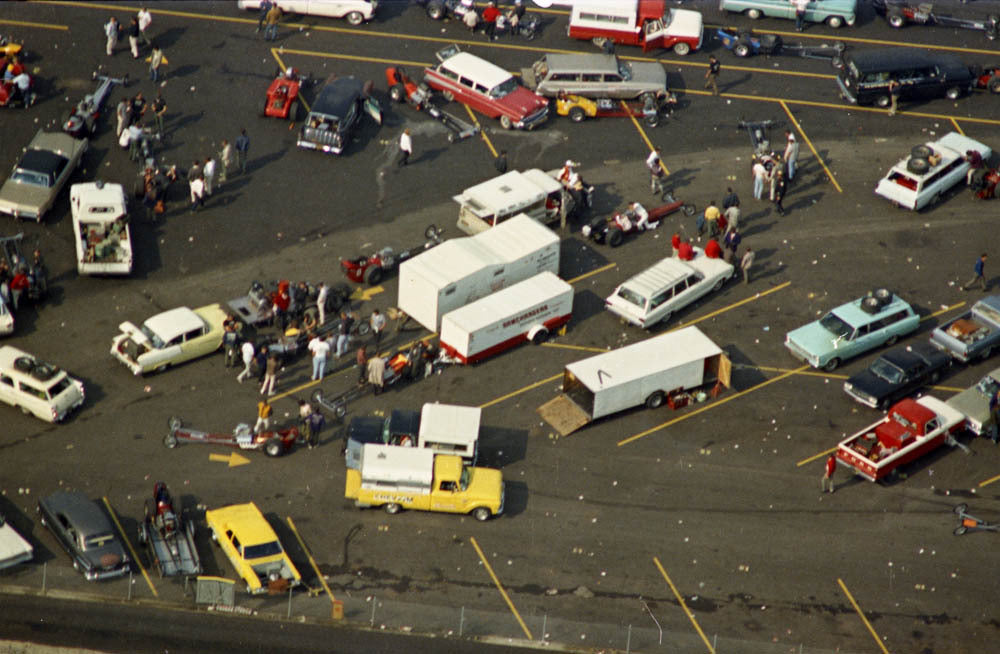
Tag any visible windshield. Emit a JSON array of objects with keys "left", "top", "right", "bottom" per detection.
[
  {"left": 489, "top": 77, "right": 519, "bottom": 99},
  {"left": 243, "top": 541, "right": 282, "bottom": 560},
  {"left": 819, "top": 313, "right": 852, "bottom": 339},
  {"left": 83, "top": 533, "right": 116, "bottom": 550},
  {"left": 617, "top": 60, "right": 632, "bottom": 81},
  {"left": 870, "top": 359, "right": 903, "bottom": 384},
  {"left": 460, "top": 466, "right": 470, "bottom": 492},
  {"left": 977, "top": 375, "right": 1000, "bottom": 398},
  {"left": 11, "top": 169, "right": 51, "bottom": 187},
  {"left": 139, "top": 324, "right": 166, "bottom": 349},
  {"left": 616, "top": 287, "right": 647, "bottom": 309},
  {"left": 662, "top": 8, "right": 674, "bottom": 28}
]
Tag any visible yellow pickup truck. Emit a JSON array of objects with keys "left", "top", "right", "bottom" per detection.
[
  {"left": 345, "top": 444, "right": 503, "bottom": 521},
  {"left": 204, "top": 502, "right": 301, "bottom": 594}
]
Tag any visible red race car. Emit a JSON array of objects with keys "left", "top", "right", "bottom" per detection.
[
  {"left": 263, "top": 68, "right": 305, "bottom": 121},
  {"left": 973, "top": 64, "right": 1000, "bottom": 94},
  {"left": 163, "top": 416, "right": 310, "bottom": 456},
  {"left": 341, "top": 224, "right": 443, "bottom": 285}
]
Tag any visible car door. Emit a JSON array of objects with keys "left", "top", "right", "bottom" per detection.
[
  {"left": 647, "top": 287, "right": 673, "bottom": 324},
  {"left": 680, "top": 272, "right": 708, "bottom": 307},
  {"left": 432, "top": 480, "right": 460, "bottom": 513},
  {"left": 642, "top": 19, "right": 666, "bottom": 50},
  {"left": 666, "top": 277, "right": 692, "bottom": 312},
  {"left": 179, "top": 327, "right": 209, "bottom": 361}
]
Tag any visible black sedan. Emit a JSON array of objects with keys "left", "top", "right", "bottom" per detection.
[
  {"left": 37, "top": 490, "right": 130, "bottom": 581},
  {"left": 343, "top": 409, "right": 420, "bottom": 468},
  {"left": 843, "top": 342, "right": 952, "bottom": 409}
]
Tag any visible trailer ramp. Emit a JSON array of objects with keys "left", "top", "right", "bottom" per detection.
[{"left": 538, "top": 395, "right": 591, "bottom": 436}]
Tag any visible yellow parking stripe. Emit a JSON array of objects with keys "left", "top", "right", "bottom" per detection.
[
  {"left": 479, "top": 373, "right": 561, "bottom": 410},
  {"left": 287, "top": 517, "right": 342, "bottom": 617},
  {"left": 979, "top": 473, "right": 1000, "bottom": 488},
  {"left": 670, "top": 281, "right": 791, "bottom": 332},
  {"left": 622, "top": 101, "right": 670, "bottom": 176},
  {"left": 837, "top": 578, "right": 892, "bottom": 654},
  {"left": 0, "top": 18, "right": 68, "bottom": 30},
  {"left": 950, "top": 118, "right": 965, "bottom": 136},
  {"left": 102, "top": 497, "right": 158, "bottom": 598},
  {"left": 922, "top": 302, "right": 964, "bottom": 322},
  {"left": 469, "top": 537, "right": 533, "bottom": 640},
  {"left": 797, "top": 447, "right": 837, "bottom": 467},
  {"left": 780, "top": 101, "right": 841, "bottom": 193},
  {"left": 540, "top": 342, "right": 608, "bottom": 353},
  {"left": 618, "top": 366, "right": 809, "bottom": 446},
  {"left": 566, "top": 262, "right": 617, "bottom": 285},
  {"left": 462, "top": 104, "right": 498, "bottom": 158},
  {"left": 653, "top": 557, "right": 716, "bottom": 654}
]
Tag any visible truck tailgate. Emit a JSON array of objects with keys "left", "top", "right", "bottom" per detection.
[{"left": 537, "top": 394, "right": 591, "bottom": 436}]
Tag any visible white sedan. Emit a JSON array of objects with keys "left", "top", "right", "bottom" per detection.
[
  {"left": 0, "top": 510, "right": 33, "bottom": 571},
  {"left": 111, "top": 304, "right": 227, "bottom": 375},
  {"left": 605, "top": 248, "right": 735, "bottom": 328},
  {"left": 236, "top": 0, "right": 377, "bottom": 25}
]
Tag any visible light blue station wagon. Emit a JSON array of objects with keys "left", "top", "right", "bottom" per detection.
[
  {"left": 719, "top": 0, "right": 858, "bottom": 28},
  {"left": 785, "top": 289, "right": 920, "bottom": 371}
]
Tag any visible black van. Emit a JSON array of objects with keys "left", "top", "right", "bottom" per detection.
[{"left": 837, "top": 49, "right": 975, "bottom": 107}]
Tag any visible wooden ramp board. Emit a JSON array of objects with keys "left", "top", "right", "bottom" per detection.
[{"left": 537, "top": 395, "right": 591, "bottom": 436}]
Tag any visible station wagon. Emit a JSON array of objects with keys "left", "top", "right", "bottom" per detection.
[{"left": 720, "top": 0, "right": 857, "bottom": 27}]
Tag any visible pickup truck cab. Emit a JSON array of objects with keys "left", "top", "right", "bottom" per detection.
[
  {"left": 946, "top": 365, "right": 1000, "bottom": 438},
  {"left": 568, "top": 1, "right": 703, "bottom": 55},
  {"left": 345, "top": 444, "right": 503, "bottom": 521},
  {"left": 344, "top": 403, "right": 480, "bottom": 468},
  {"left": 71, "top": 181, "right": 132, "bottom": 275},
  {"left": 424, "top": 45, "right": 549, "bottom": 130},
  {"left": 930, "top": 294, "right": 1000, "bottom": 362},
  {"left": 785, "top": 289, "right": 919, "bottom": 371}
]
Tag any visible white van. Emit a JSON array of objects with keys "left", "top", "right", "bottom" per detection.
[
  {"left": 605, "top": 249, "right": 734, "bottom": 328},
  {"left": 0, "top": 346, "right": 85, "bottom": 423}
]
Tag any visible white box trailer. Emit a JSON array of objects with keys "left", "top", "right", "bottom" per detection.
[
  {"left": 440, "top": 272, "right": 573, "bottom": 364},
  {"left": 418, "top": 403, "right": 481, "bottom": 462},
  {"left": 537, "top": 326, "right": 731, "bottom": 436},
  {"left": 397, "top": 214, "right": 560, "bottom": 332}
]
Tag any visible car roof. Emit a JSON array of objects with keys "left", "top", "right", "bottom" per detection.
[
  {"left": 831, "top": 294, "right": 910, "bottom": 327},
  {"left": 880, "top": 342, "right": 939, "bottom": 369},
  {"left": 18, "top": 149, "right": 66, "bottom": 176},
  {"left": 540, "top": 53, "right": 621, "bottom": 74},
  {"left": 143, "top": 307, "right": 205, "bottom": 341},
  {"left": 312, "top": 76, "right": 365, "bottom": 119},
  {"left": 438, "top": 52, "right": 513, "bottom": 89},
  {"left": 41, "top": 490, "right": 111, "bottom": 536},
  {"left": 847, "top": 48, "right": 966, "bottom": 73},
  {"left": 28, "top": 130, "right": 86, "bottom": 157},
  {"left": 620, "top": 249, "right": 731, "bottom": 298},
  {"left": 205, "top": 502, "right": 278, "bottom": 546}
]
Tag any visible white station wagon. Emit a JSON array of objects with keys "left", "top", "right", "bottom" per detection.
[
  {"left": 0, "top": 346, "right": 85, "bottom": 423},
  {"left": 875, "top": 132, "right": 992, "bottom": 211},
  {"left": 605, "top": 249, "right": 735, "bottom": 328}
]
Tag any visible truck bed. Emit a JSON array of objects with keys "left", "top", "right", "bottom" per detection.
[{"left": 931, "top": 297, "right": 1000, "bottom": 361}]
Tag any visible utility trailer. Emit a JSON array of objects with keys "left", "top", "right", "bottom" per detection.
[
  {"left": 397, "top": 214, "right": 560, "bottom": 332},
  {"left": 716, "top": 28, "right": 845, "bottom": 66},
  {"left": 537, "top": 326, "right": 731, "bottom": 436}
]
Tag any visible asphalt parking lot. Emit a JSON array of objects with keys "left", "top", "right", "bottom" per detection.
[{"left": 2, "top": 2, "right": 1000, "bottom": 653}]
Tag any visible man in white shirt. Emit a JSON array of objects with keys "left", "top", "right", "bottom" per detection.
[
  {"left": 315, "top": 282, "right": 329, "bottom": 326},
  {"left": 137, "top": 7, "right": 153, "bottom": 46},
  {"left": 308, "top": 334, "right": 331, "bottom": 381},
  {"left": 793, "top": 0, "right": 810, "bottom": 32},
  {"left": 646, "top": 147, "right": 664, "bottom": 193},
  {"left": 629, "top": 201, "right": 652, "bottom": 230},
  {"left": 398, "top": 129, "right": 412, "bottom": 166},
  {"left": 783, "top": 131, "right": 800, "bottom": 181}
]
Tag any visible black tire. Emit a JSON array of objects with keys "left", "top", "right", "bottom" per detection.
[
  {"left": 734, "top": 43, "right": 751, "bottom": 58},
  {"left": 712, "top": 277, "right": 726, "bottom": 292},
  {"left": 531, "top": 329, "right": 548, "bottom": 345},
  {"left": 874, "top": 287, "right": 892, "bottom": 304},
  {"left": 929, "top": 370, "right": 941, "bottom": 384},
  {"left": 138, "top": 524, "right": 148, "bottom": 545},
  {"left": 911, "top": 145, "right": 933, "bottom": 159},
  {"left": 645, "top": 391, "right": 665, "bottom": 409},
  {"left": 831, "top": 55, "right": 844, "bottom": 70},
  {"left": 989, "top": 77, "right": 1000, "bottom": 94},
  {"left": 683, "top": 204, "right": 696, "bottom": 216},
  {"left": 862, "top": 296, "right": 881, "bottom": 313},
  {"left": 390, "top": 84, "right": 405, "bottom": 103},
  {"left": 345, "top": 11, "right": 364, "bottom": 26},
  {"left": 672, "top": 42, "right": 690, "bottom": 56},
  {"left": 163, "top": 433, "right": 178, "bottom": 448},
  {"left": 167, "top": 416, "right": 182, "bottom": 430},
  {"left": 885, "top": 334, "right": 898, "bottom": 347},
  {"left": 568, "top": 106, "right": 586, "bottom": 123},
  {"left": 954, "top": 503, "right": 969, "bottom": 515},
  {"left": 954, "top": 525, "right": 968, "bottom": 536},
  {"left": 334, "top": 401, "right": 347, "bottom": 419},
  {"left": 311, "top": 389, "right": 323, "bottom": 405},
  {"left": 823, "top": 357, "right": 841, "bottom": 372},
  {"left": 657, "top": 310, "right": 673, "bottom": 326},
  {"left": 607, "top": 228, "right": 624, "bottom": 247},
  {"left": 426, "top": 1, "right": 445, "bottom": 20},
  {"left": 13, "top": 356, "right": 35, "bottom": 373},
  {"left": 887, "top": 12, "right": 906, "bottom": 28},
  {"left": 424, "top": 224, "right": 440, "bottom": 240},
  {"left": 980, "top": 346, "right": 994, "bottom": 361},
  {"left": 364, "top": 265, "right": 383, "bottom": 286},
  {"left": 945, "top": 86, "right": 962, "bottom": 101},
  {"left": 441, "top": 89, "right": 454, "bottom": 102},
  {"left": 384, "top": 502, "right": 402, "bottom": 515},
  {"left": 356, "top": 321, "right": 371, "bottom": 336},
  {"left": 288, "top": 100, "right": 298, "bottom": 122},
  {"left": 875, "top": 94, "right": 891, "bottom": 108},
  {"left": 472, "top": 507, "right": 491, "bottom": 522},
  {"left": 264, "top": 437, "right": 284, "bottom": 457},
  {"left": 907, "top": 157, "right": 930, "bottom": 175}
]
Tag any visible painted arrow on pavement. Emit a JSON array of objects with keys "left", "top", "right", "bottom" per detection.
[
  {"left": 209, "top": 452, "right": 251, "bottom": 467},
  {"left": 350, "top": 285, "right": 384, "bottom": 301}
]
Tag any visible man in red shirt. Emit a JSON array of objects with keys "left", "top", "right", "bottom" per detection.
[
  {"left": 822, "top": 454, "right": 836, "bottom": 493},
  {"left": 677, "top": 239, "right": 694, "bottom": 261},
  {"left": 10, "top": 269, "right": 29, "bottom": 311},
  {"left": 671, "top": 232, "right": 681, "bottom": 257},
  {"left": 482, "top": 2, "right": 500, "bottom": 40},
  {"left": 704, "top": 238, "right": 722, "bottom": 259}
]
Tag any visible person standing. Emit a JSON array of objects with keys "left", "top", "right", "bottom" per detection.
[
  {"left": 367, "top": 355, "right": 386, "bottom": 395},
  {"left": 703, "top": 201, "right": 721, "bottom": 238},
  {"left": 671, "top": 232, "right": 681, "bottom": 258},
  {"left": 104, "top": 16, "right": 119, "bottom": 56},
  {"left": 646, "top": 147, "right": 665, "bottom": 194},
  {"left": 370, "top": 309, "right": 387, "bottom": 350},
  {"left": 188, "top": 159, "right": 202, "bottom": 184},
  {"left": 151, "top": 91, "right": 166, "bottom": 136},
  {"left": 218, "top": 139, "right": 234, "bottom": 184},
  {"left": 298, "top": 400, "right": 317, "bottom": 448},
  {"left": 264, "top": 3, "right": 281, "bottom": 41},
  {"left": 137, "top": 7, "right": 153, "bottom": 46},
  {"left": 704, "top": 55, "right": 720, "bottom": 96},
  {"left": 223, "top": 320, "right": 241, "bottom": 368},
  {"left": 822, "top": 454, "right": 836, "bottom": 493},
  {"left": 722, "top": 187, "right": 740, "bottom": 211},
  {"left": 887, "top": 79, "right": 901, "bottom": 116},
  {"left": 793, "top": 0, "right": 810, "bottom": 32},
  {"left": 356, "top": 346, "right": 368, "bottom": 385},
  {"left": 482, "top": 1, "right": 500, "bottom": 40},
  {"left": 773, "top": 169, "right": 787, "bottom": 215},
  {"left": 724, "top": 228, "right": 741, "bottom": 263},
  {"left": 115, "top": 97, "right": 130, "bottom": 138},
  {"left": 236, "top": 128, "right": 250, "bottom": 175},
  {"left": 398, "top": 128, "right": 412, "bottom": 167},
  {"left": 203, "top": 155, "right": 217, "bottom": 195},
  {"left": 512, "top": 0, "right": 525, "bottom": 35},
  {"left": 495, "top": 149, "right": 508, "bottom": 174},
  {"left": 463, "top": 6, "right": 479, "bottom": 32},
  {"left": 260, "top": 354, "right": 279, "bottom": 396},
  {"left": 189, "top": 175, "right": 205, "bottom": 211},
  {"left": 254, "top": 400, "right": 272, "bottom": 435},
  {"left": 308, "top": 333, "right": 331, "bottom": 381},
  {"left": 962, "top": 253, "right": 988, "bottom": 291},
  {"left": 127, "top": 17, "right": 141, "bottom": 59},
  {"left": 752, "top": 157, "right": 767, "bottom": 200},
  {"left": 315, "top": 282, "right": 329, "bottom": 326},
  {"left": 740, "top": 246, "right": 755, "bottom": 284},
  {"left": 784, "top": 131, "right": 800, "bottom": 181},
  {"left": 256, "top": 0, "right": 274, "bottom": 32},
  {"left": 149, "top": 45, "right": 165, "bottom": 82},
  {"left": 724, "top": 202, "right": 740, "bottom": 236},
  {"left": 336, "top": 311, "right": 353, "bottom": 358}
]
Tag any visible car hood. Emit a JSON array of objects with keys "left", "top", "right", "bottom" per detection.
[
  {"left": 845, "top": 369, "right": 895, "bottom": 401},
  {"left": 498, "top": 87, "right": 549, "bottom": 117},
  {"left": 630, "top": 62, "right": 668, "bottom": 88},
  {"left": 786, "top": 324, "right": 840, "bottom": 356},
  {"left": 667, "top": 9, "right": 703, "bottom": 38},
  {"left": 0, "top": 179, "right": 50, "bottom": 213},
  {"left": 946, "top": 386, "right": 991, "bottom": 425}
]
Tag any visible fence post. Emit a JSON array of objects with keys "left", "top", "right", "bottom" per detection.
[
  {"left": 370, "top": 595, "right": 377, "bottom": 628},
  {"left": 541, "top": 613, "right": 547, "bottom": 642},
  {"left": 459, "top": 605, "right": 464, "bottom": 637},
  {"left": 127, "top": 571, "right": 133, "bottom": 601},
  {"left": 287, "top": 586, "right": 293, "bottom": 618},
  {"left": 626, "top": 624, "right": 631, "bottom": 654},
  {"left": 42, "top": 562, "right": 46, "bottom": 594}
]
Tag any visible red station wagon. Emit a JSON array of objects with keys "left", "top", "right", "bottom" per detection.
[{"left": 423, "top": 46, "right": 549, "bottom": 130}]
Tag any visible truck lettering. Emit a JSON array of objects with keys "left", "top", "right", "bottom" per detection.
[
  {"left": 373, "top": 493, "right": 416, "bottom": 504},
  {"left": 502, "top": 304, "right": 548, "bottom": 329}
]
